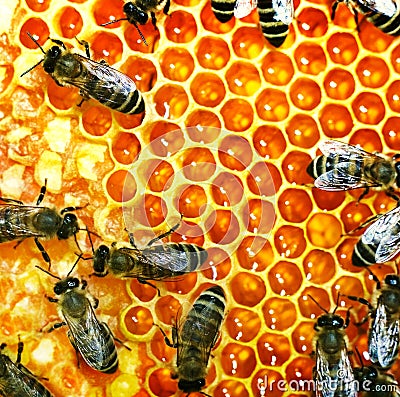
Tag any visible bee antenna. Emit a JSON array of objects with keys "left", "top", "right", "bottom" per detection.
[
  {"left": 67, "top": 253, "right": 83, "bottom": 277},
  {"left": 20, "top": 59, "right": 44, "bottom": 77},
  {"left": 26, "top": 32, "right": 46, "bottom": 54},
  {"left": 133, "top": 22, "right": 149, "bottom": 46},
  {"left": 307, "top": 294, "right": 328, "bottom": 314},
  {"left": 35, "top": 265, "right": 62, "bottom": 281},
  {"left": 332, "top": 292, "right": 341, "bottom": 315},
  {"left": 101, "top": 17, "right": 129, "bottom": 26},
  {"left": 85, "top": 226, "right": 96, "bottom": 255}
]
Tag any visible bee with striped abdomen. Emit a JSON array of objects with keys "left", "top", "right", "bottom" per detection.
[
  {"left": 307, "top": 140, "right": 400, "bottom": 202},
  {"left": 21, "top": 33, "right": 145, "bottom": 114},
  {"left": 155, "top": 285, "right": 226, "bottom": 396},
  {"left": 89, "top": 219, "right": 208, "bottom": 295},
  {"left": 346, "top": 269, "right": 400, "bottom": 370},
  {"left": 332, "top": 0, "right": 400, "bottom": 36},
  {"left": 309, "top": 294, "right": 357, "bottom": 397},
  {"left": 211, "top": 0, "right": 237, "bottom": 22},
  {"left": 0, "top": 179, "right": 83, "bottom": 269},
  {"left": 39, "top": 257, "right": 120, "bottom": 373},
  {"left": 0, "top": 337, "right": 54, "bottom": 397}
]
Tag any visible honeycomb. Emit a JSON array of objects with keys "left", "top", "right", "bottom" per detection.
[{"left": 1, "top": 0, "right": 400, "bottom": 395}]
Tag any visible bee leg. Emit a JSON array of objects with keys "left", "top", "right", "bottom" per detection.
[
  {"left": 137, "top": 277, "right": 161, "bottom": 296},
  {"left": 153, "top": 323, "right": 178, "bottom": 348},
  {"left": 43, "top": 321, "right": 67, "bottom": 333},
  {"left": 163, "top": 0, "right": 170, "bottom": 15},
  {"left": 49, "top": 37, "right": 67, "bottom": 50},
  {"left": 0, "top": 197, "right": 24, "bottom": 205},
  {"left": 330, "top": 0, "right": 340, "bottom": 20},
  {"left": 385, "top": 187, "right": 400, "bottom": 202},
  {"left": 34, "top": 237, "right": 51, "bottom": 270},
  {"left": 357, "top": 187, "right": 370, "bottom": 203},
  {"left": 126, "top": 230, "right": 138, "bottom": 249},
  {"left": 345, "top": 295, "right": 372, "bottom": 325},
  {"left": 151, "top": 12, "right": 158, "bottom": 29},
  {"left": 146, "top": 214, "right": 183, "bottom": 247},
  {"left": 75, "top": 37, "right": 91, "bottom": 59},
  {"left": 60, "top": 203, "right": 88, "bottom": 215},
  {"left": 16, "top": 336, "right": 23, "bottom": 364},
  {"left": 344, "top": 212, "right": 381, "bottom": 236},
  {"left": 102, "top": 323, "right": 132, "bottom": 351},
  {"left": 36, "top": 179, "right": 48, "bottom": 206}
]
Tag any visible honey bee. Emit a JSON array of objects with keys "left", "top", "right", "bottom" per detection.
[
  {"left": 0, "top": 179, "right": 82, "bottom": 269},
  {"left": 0, "top": 337, "right": 54, "bottom": 397},
  {"left": 211, "top": 0, "right": 237, "bottom": 22},
  {"left": 21, "top": 33, "right": 145, "bottom": 115},
  {"left": 309, "top": 294, "right": 357, "bottom": 397},
  {"left": 307, "top": 140, "right": 400, "bottom": 202},
  {"left": 39, "top": 257, "right": 120, "bottom": 373},
  {"left": 346, "top": 269, "right": 400, "bottom": 370},
  {"left": 155, "top": 285, "right": 226, "bottom": 396},
  {"left": 332, "top": 0, "right": 400, "bottom": 36},
  {"left": 89, "top": 220, "right": 208, "bottom": 294}
]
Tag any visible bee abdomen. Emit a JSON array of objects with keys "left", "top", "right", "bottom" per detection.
[
  {"left": 171, "top": 243, "right": 208, "bottom": 272},
  {"left": 368, "top": 11, "right": 400, "bottom": 35},
  {"left": 352, "top": 239, "right": 377, "bottom": 267},
  {"left": 211, "top": 0, "right": 236, "bottom": 22},
  {"left": 98, "top": 86, "right": 145, "bottom": 115},
  {"left": 87, "top": 330, "right": 118, "bottom": 373},
  {"left": 193, "top": 285, "right": 226, "bottom": 322},
  {"left": 0, "top": 207, "right": 29, "bottom": 242}
]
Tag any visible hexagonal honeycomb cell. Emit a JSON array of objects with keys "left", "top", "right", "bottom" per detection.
[{"left": 2, "top": 0, "right": 400, "bottom": 396}]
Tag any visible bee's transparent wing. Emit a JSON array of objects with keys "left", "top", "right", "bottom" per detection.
[
  {"left": 234, "top": 0, "right": 257, "bottom": 18},
  {"left": 272, "top": 0, "right": 294, "bottom": 24},
  {"left": 318, "top": 140, "right": 376, "bottom": 158},
  {"left": 314, "top": 344, "right": 335, "bottom": 397},
  {"left": 357, "top": 0, "right": 397, "bottom": 17},
  {"left": 336, "top": 348, "right": 357, "bottom": 397},
  {"left": 376, "top": 233, "right": 400, "bottom": 262}
]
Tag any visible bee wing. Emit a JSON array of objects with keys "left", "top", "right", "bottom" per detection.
[
  {"left": 375, "top": 232, "right": 400, "bottom": 263},
  {"left": 314, "top": 344, "right": 335, "bottom": 397},
  {"left": 272, "top": 0, "right": 294, "bottom": 24},
  {"left": 65, "top": 55, "right": 137, "bottom": 106},
  {"left": 357, "top": 0, "right": 397, "bottom": 17},
  {"left": 336, "top": 348, "right": 357, "bottom": 397},
  {"left": 234, "top": 0, "right": 257, "bottom": 19},
  {"left": 318, "top": 140, "right": 377, "bottom": 159}
]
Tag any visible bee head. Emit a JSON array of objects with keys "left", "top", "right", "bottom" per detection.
[
  {"left": 385, "top": 274, "right": 400, "bottom": 288},
  {"left": 93, "top": 245, "right": 110, "bottom": 274},
  {"left": 43, "top": 46, "right": 62, "bottom": 73},
  {"left": 124, "top": 2, "right": 148, "bottom": 25},
  {"left": 54, "top": 277, "right": 80, "bottom": 295},
  {"left": 57, "top": 213, "right": 79, "bottom": 240},
  {"left": 178, "top": 378, "right": 205, "bottom": 393},
  {"left": 317, "top": 313, "right": 344, "bottom": 329}
]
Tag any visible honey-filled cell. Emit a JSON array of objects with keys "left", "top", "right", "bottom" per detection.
[
  {"left": 306, "top": 213, "right": 342, "bottom": 248},
  {"left": 349, "top": 128, "right": 383, "bottom": 152},
  {"left": 151, "top": 328, "right": 176, "bottom": 363},
  {"left": 122, "top": 305, "right": 153, "bottom": 336},
  {"left": 285, "top": 114, "right": 320, "bottom": 148},
  {"left": 82, "top": 105, "right": 112, "bottom": 136},
  {"left": 256, "top": 88, "right": 289, "bottom": 122},
  {"left": 164, "top": 11, "right": 197, "bottom": 43},
  {"left": 257, "top": 333, "right": 291, "bottom": 367},
  {"left": 225, "top": 308, "right": 261, "bottom": 343},
  {"left": 128, "top": 279, "right": 157, "bottom": 302},
  {"left": 221, "top": 343, "right": 257, "bottom": 378},
  {"left": 312, "top": 188, "right": 345, "bottom": 211},
  {"left": 319, "top": 104, "right": 353, "bottom": 138},
  {"left": 247, "top": 162, "right": 282, "bottom": 196},
  {"left": 200, "top": 2, "right": 235, "bottom": 34},
  {"left": 185, "top": 110, "right": 222, "bottom": 135},
  {"left": 218, "top": 135, "right": 252, "bottom": 171},
  {"left": 358, "top": 21, "right": 394, "bottom": 53},
  {"left": 285, "top": 357, "right": 314, "bottom": 387},
  {"left": 282, "top": 151, "right": 313, "bottom": 185},
  {"left": 331, "top": 276, "right": 364, "bottom": 301},
  {"left": 190, "top": 73, "right": 226, "bottom": 107},
  {"left": 292, "top": 321, "right": 314, "bottom": 355},
  {"left": 252, "top": 126, "right": 287, "bottom": 159},
  {"left": 124, "top": 23, "right": 159, "bottom": 53},
  {"left": 289, "top": 79, "right": 321, "bottom": 111},
  {"left": 297, "top": 7, "right": 328, "bottom": 37},
  {"left": 268, "top": 261, "right": 303, "bottom": 296},
  {"left": 47, "top": 79, "right": 80, "bottom": 110},
  {"left": 252, "top": 369, "right": 284, "bottom": 397},
  {"left": 231, "top": 27, "right": 265, "bottom": 59},
  {"left": 298, "top": 287, "right": 330, "bottom": 318},
  {"left": 93, "top": 0, "right": 125, "bottom": 27},
  {"left": 391, "top": 44, "right": 400, "bottom": 73},
  {"left": 122, "top": 56, "right": 157, "bottom": 92},
  {"left": 386, "top": 81, "right": 400, "bottom": 113},
  {"left": 383, "top": 117, "right": 400, "bottom": 150},
  {"left": 261, "top": 51, "right": 294, "bottom": 86},
  {"left": 214, "top": 380, "right": 249, "bottom": 397},
  {"left": 205, "top": 209, "right": 240, "bottom": 245},
  {"left": 274, "top": 225, "right": 307, "bottom": 258},
  {"left": 196, "top": 37, "right": 230, "bottom": 70},
  {"left": 134, "top": 194, "right": 167, "bottom": 227},
  {"left": 20, "top": 18, "right": 50, "bottom": 48},
  {"left": 335, "top": 238, "right": 361, "bottom": 273},
  {"left": 145, "top": 159, "right": 175, "bottom": 192},
  {"left": 278, "top": 188, "right": 312, "bottom": 223},
  {"left": 57, "top": 6, "right": 83, "bottom": 38},
  {"left": 340, "top": 202, "right": 373, "bottom": 234},
  {"left": 211, "top": 172, "right": 244, "bottom": 206},
  {"left": 356, "top": 56, "right": 389, "bottom": 88},
  {"left": 154, "top": 295, "right": 181, "bottom": 325},
  {"left": 106, "top": 170, "right": 137, "bottom": 202},
  {"left": 225, "top": 62, "right": 261, "bottom": 96},
  {"left": 303, "top": 249, "right": 336, "bottom": 285},
  {"left": 148, "top": 121, "right": 183, "bottom": 157},
  {"left": 164, "top": 273, "right": 198, "bottom": 295},
  {"left": 221, "top": 99, "right": 254, "bottom": 132},
  {"left": 176, "top": 184, "right": 207, "bottom": 218},
  {"left": 243, "top": 199, "right": 275, "bottom": 235},
  {"left": 171, "top": 220, "right": 205, "bottom": 247},
  {"left": 148, "top": 368, "right": 177, "bottom": 397},
  {"left": 114, "top": 111, "right": 145, "bottom": 130},
  {"left": 153, "top": 85, "right": 189, "bottom": 119},
  {"left": 323, "top": 68, "right": 355, "bottom": 100},
  {"left": 326, "top": 32, "right": 359, "bottom": 65},
  {"left": 160, "top": 47, "right": 194, "bottom": 82},
  {"left": 26, "top": 0, "right": 51, "bottom": 12},
  {"left": 181, "top": 147, "right": 216, "bottom": 181},
  {"left": 293, "top": 43, "right": 327, "bottom": 75},
  {"left": 236, "top": 236, "right": 274, "bottom": 272},
  {"left": 112, "top": 132, "right": 141, "bottom": 165},
  {"left": 230, "top": 272, "right": 266, "bottom": 307},
  {"left": 90, "top": 32, "right": 123, "bottom": 65},
  {"left": 201, "top": 248, "right": 232, "bottom": 280},
  {"left": 262, "top": 297, "right": 297, "bottom": 331},
  {"left": 351, "top": 92, "right": 385, "bottom": 125}
]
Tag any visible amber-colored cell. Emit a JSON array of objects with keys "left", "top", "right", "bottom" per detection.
[
  {"left": 307, "top": 213, "right": 342, "bottom": 248},
  {"left": 145, "top": 160, "right": 174, "bottom": 192},
  {"left": 47, "top": 79, "right": 80, "bottom": 110},
  {"left": 148, "top": 122, "right": 183, "bottom": 157},
  {"left": 26, "top": 0, "right": 50, "bottom": 12},
  {"left": 112, "top": 132, "right": 141, "bottom": 165},
  {"left": 196, "top": 37, "right": 230, "bottom": 70},
  {"left": 383, "top": 117, "right": 400, "bottom": 150},
  {"left": 252, "top": 126, "right": 286, "bottom": 159},
  {"left": 58, "top": 6, "right": 83, "bottom": 38},
  {"left": 282, "top": 151, "right": 313, "bottom": 185},
  {"left": 128, "top": 279, "right": 157, "bottom": 302},
  {"left": 386, "top": 81, "right": 400, "bottom": 113},
  {"left": 106, "top": 170, "right": 136, "bottom": 202},
  {"left": 351, "top": 92, "right": 385, "bottom": 125},
  {"left": 297, "top": 8, "right": 328, "bottom": 37},
  {"left": 214, "top": 380, "right": 249, "bottom": 397},
  {"left": 298, "top": 287, "right": 330, "bottom": 319},
  {"left": 154, "top": 296, "right": 181, "bottom": 325},
  {"left": 319, "top": 104, "right": 353, "bottom": 138},
  {"left": 336, "top": 238, "right": 362, "bottom": 273},
  {"left": 134, "top": 194, "right": 167, "bottom": 227},
  {"left": 391, "top": 44, "right": 400, "bottom": 73},
  {"left": 221, "top": 343, "right": 256, "bottom": 378},
  {"left": 231, "top": 28, "right": 265, "bottom": 59},
  {"left": 114, "top": 112, "right": 144, "bottom": 130},
  {"left": 278, "top": 189, "right": 312, "bottom": 223},
  {"left": 177, "top": 185, "right": 207, "bottom": 218},
  {"left": 230, "top": 273, "right": 266, "bottom": 307},
  {"left": 332, "top": 276, "right": 364, "bottom": 301},
  {"left": 200, "top": 2, "right": 235, "bottom": 33},
  {"left": 323, "top": 68, "right": 355, "bottom": 100},
  {"left": 257, "top": 333, "right": 291, "bottom": 366},
  {"left": 243, "top": 199, "right": 275, "bottom": 235},
  {"left": 171, "top": 220, "right": 206, "bottom": 247},
  {"left": 164, "top": 11, "right": 197, "bottom": 43},
  {"left": 226, "top": 308, "right": 261, "bottom": 342},
  {"left": 373, "top": 192, "right": 398, "bottom": 215},
  {"left": 148, "top": 368, "right": 177, "bottom": 397},
  {"left": 20, "top": 18, "right": 49, "bottom": 48},
  {"left": 151, "top": 328, "right": 175, "bottom": 363},
  {"left": 202, "top": 248, "right": 232, "bottom": 280},
  {"left": 205, "top": 209, "right": 239, "bottom": 245},
  {"left": 225, "top": 62, "right": 261, "bottom": 96},
  {"left": 286, "top": 114, "right": 320, "bottom": 148},
  {"left": 93, "top": 0, "right": 125, "bottom": 27},
  {"left": 190, "top": 73, "right": 225, "bottom": 107},
  {"left": 185, "top": 110, "right": 222, "bottom": 136},
  {"left": 154, "top": 85, "right": 189, "bottom": 119},
  {"left": 247, "top": 162, "right": 281, "bottom": 196},
  {"left": 221, "top": 99, "right": 254, "bottom": 132},
  {"left": 293, "top": 43, "right": 327, "bottom": 75},
  {"left": 122, "top": 56, "right": 157, "bottom": 92},
  {"left": 90, "top": 32, "right": 122, "bottom": 65},
  {"left": 256, "top": 88, "right": 289, "bottom": 122},
  {"left": 181, "top": 147, "right": 216, "bottom": 181},
  {"left": 274, "top": 225, "right": 306, "bottom": 258},
  {"left": 0, "top": 65, "right": 13, "bottom": 93},
  {"left": 268, "top": 261, "right": 302, "bottom": 296},
  {"left": 359, "top": 21, "right": 394, "bottom": 52},
  {"left": 261, "top": 51, "right": 294, "bottom": 86},
  {"left": 124, "top": 23, "right": 160, "bottom": 53},
  {"left": 289, "top": 79, "right": 321, "bottom": 111},
  {"left": 236, "top": 236, "right": 274, "bottom": 272},
  {"left": 356, "top": 56, "right": 389, "bottom": 88},
  {"left": 82, "top": 106, "right": 112, "bottom": 136},
  {"left": 349, "top": 129, "right": 383, "bottom": 153},
  {"left": 211, "top": 172, "right": 244, "bottom": 206},
  {"left": 340, "top": 202, "right": 373, "bottom": 234},
  {"left": 292, "top": 322, "right": 314, "bottom": 354},
  {"left": 286, "top": 357, "right": 314, "bottom": 387},
  {"left": 327, "top": 32, "right": 359, "bottom": 65},
  {"left": 218, "top": 135, "right": 252, "bottom": 171},
  {"left": 263, "top": 298, "right": 297, "bottom": 330},
  {"left": 303, "top": 250, "right": 336, "bottom": 285},
  {"left": 164, "top": 273, "right": 198, "bottom": 295},
  {"left": 312, "top": 189, "right": 345, "bottom": 211},
  {"left": 252, "top": 369, "right": 284, "bottom": 397},
  {"left": 123, "top": 306, "right": 153, "bottom": 335},
  {"left": 159, "top": 48, "right": 194, "bottom": 82}
]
